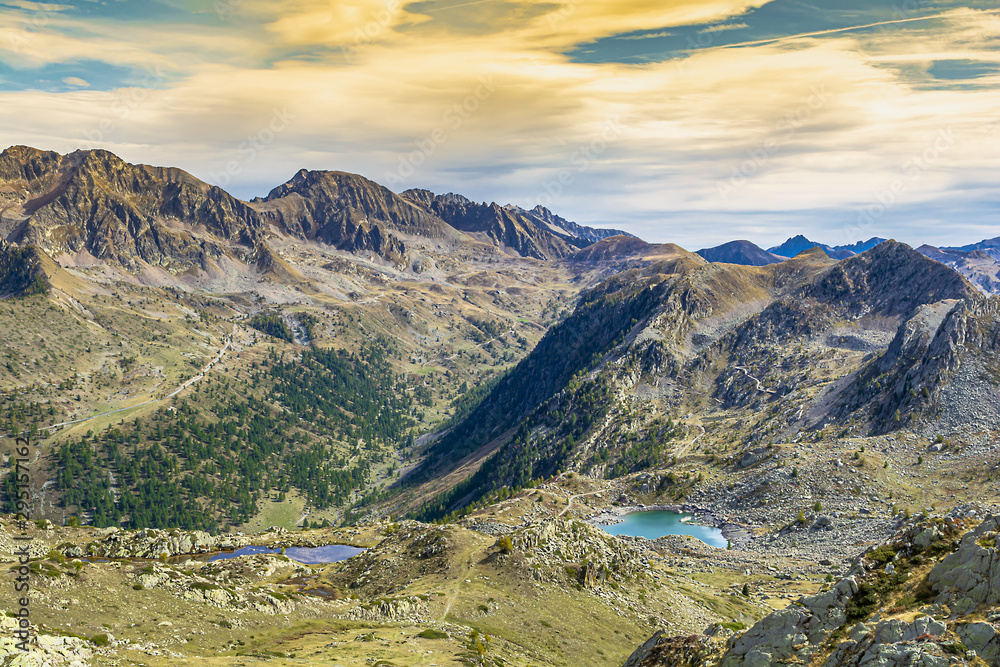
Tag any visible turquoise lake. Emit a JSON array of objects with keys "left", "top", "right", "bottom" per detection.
[{"left": 598, "top": 511, "right": 727, "bottom": 548}]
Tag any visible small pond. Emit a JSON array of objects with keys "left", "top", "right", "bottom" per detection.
[
  {"left": 598, "top": 511, "right": 727, "bottom": 548},
  {"left": 179, "top": 544, "right": 365, "bottom": 564}
]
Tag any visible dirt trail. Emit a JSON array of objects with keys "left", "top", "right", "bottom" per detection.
[
  {"left": 558, "top": 489, "right": 606, "bottom": 517},
  {"left": 733, "top": 365, "right": 777, "bottom": 394},
  {"left": 41, "top": 331, "right": 234, "bottom": 433}
]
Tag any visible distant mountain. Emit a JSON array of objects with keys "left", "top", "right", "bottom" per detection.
[
  {"left": 768, "top": 234, "right": 886, "bottom": 260},
  {"left": 0, "top": 146, "right": 635, "bottom": 273},
  {"left": 696, "top": 240, "right": 783, "bottom": 266},
  {"left": 517, "top": 205, "right": 632, "bottom": 245},
  {"left": 0, "top": 146, "right": 266, "bottom": 273},
  {"left": 252, "top": 170, "right": 456, "bottom": 264},
  {"left": 918, "top": 243, "right": 1000, "bottom": 295},
  {"left": 942, "top": 236, "right": 1000, "bottom": 260},
  {"left": 837, "top": 237, "right": 888, "bottom": 254},
  {"left": 400, "top": 189, "right": 578, "bottom": 260}
]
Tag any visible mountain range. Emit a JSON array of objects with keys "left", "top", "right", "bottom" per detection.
[
  {"left": 2, "top": 144, "right": 1000, "bottom": 667},
  {"left": 696, "top": 233, "right": 1000, "bottom": 298},
  {"left": 0, "top": 146, "right": 630, "bottom": 285}
]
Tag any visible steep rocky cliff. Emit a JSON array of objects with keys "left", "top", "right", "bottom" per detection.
[
  {"left": 0, "top": 146, "right": 265, "bottom": 273},
  {"left": 255, "top": 170, "right": 455, "bottom": 263},
  {"left": 400, "top": 189, "right": 579, "bottom": 260}
]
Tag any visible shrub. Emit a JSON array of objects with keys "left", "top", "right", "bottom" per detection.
[
  {"left": 417, "top": 629, "right": 448, "bottom": 639},
  {"left": 191, "top": 581, "right": 222, "bottom": 591},
  {"left": 91, "top": 634, "right": 110, "bottom": 646},
  {"left": 868, "top": 545, "right": 897, "bottom": 565},
  {"left": 942, "top": 641, "right": 968, "bottom": 655}
]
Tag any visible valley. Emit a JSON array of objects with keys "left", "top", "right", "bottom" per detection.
[{"left": 1, "top": 146, "right": 998, "bottom": 667}]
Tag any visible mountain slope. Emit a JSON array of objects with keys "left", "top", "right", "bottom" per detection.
[
  {"left": 768, "top": 234, "right": 885, "bottom": 260},
  {"left": 0, "top": 146, "right": 266, "bottom": 274},
  {"left": 253, "top": 170, "right": 459, "bottom": 263},
  {"left": 696, "top": 240, "right": 783, "bottom": 266},
  {"left": 400, "top": 189, "right": 581, "bottom": 260},
  {"left": 918, "top": 243, "right": 1000, "bottom": 295},
  {"left": 519, "top": 204, "right": 632, "bottom": 244},
  {"left": 406, "top": 241, "right": 986, "bottom": 518}
]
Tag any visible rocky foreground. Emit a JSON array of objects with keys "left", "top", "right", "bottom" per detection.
[{"left": 626, "top": 510, "right": 1000, "bottom": 667}]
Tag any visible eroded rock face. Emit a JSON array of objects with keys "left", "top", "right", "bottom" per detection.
[
  {"left": 623, "top": 631, "right": 726, "bottom": 667},
  {"left": 79, "top": 527, "right": 250, "bottom": 559},
  {"left": 346, "top": 596, "right": 428, "bottom": 623},
  {"left": 1, "top": 147, "right": 264, "bottom": 274},
  {"left": 822, "top": 616, "right": 956, "bottom": 667},
  {"left": 132, "top": 555, "right": 302, "bottom": 615},
  {"left": 930, "top": 516, "right": 1000, "bottom": 609},
  {"left": 957, "top": 622, "right": 1000, "bottom": 665},
  {"left": 718, "top": 576, "right": 858, "bottom": 666},
  {"left": 624, "top": 515, "right": 999, "bottom": 667}
]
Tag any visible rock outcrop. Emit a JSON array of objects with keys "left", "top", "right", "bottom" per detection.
[
  {"left": 625, "top": 514, "right": 1000, "bottom": 667},
  {"left": 399, "top": 189, "right": 578, "bottom": 260},
  {"left": 0, "top": 614, "right": 93, "bottom": 666},
  {"left": 930, "top": 516, "right": 1000, "bottom": 610},
  {"left": 1, "top": 147, "right": 265, "bottom": 274},
  {"left": 75, "top": 527, "right": 250, "bottom": 559}
]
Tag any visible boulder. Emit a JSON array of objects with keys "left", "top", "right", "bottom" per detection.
[
  {"left": 929, "top": 516, "right": 1000, "bottom": 607},
  {"left": 956, "top": 622, "right": 999, "bottom": 665}
]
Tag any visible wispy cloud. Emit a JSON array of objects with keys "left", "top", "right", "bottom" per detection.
[
  {"left": 618, "top": 31, "right": 675, "bottom": 41},
  {"left": 0, "top": 1, "right": 997, "bottom": 250},
  {"left": 0, "top": 1, "right": 73, "bottom": 12},
  {"left": 699, "top": 22, "right": 748, "bottom": 33}
]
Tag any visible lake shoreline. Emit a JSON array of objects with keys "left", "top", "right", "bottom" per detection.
[{"left": 586, "top": 504, "right": 752, "bottom": 549}]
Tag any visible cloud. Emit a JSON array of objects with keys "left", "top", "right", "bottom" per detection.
[
  {"left": 0, "top": 1, "right": 73, "bottom": 11},
  {"left": 618, "top": 31, "right": 675, "bottom": 40},
  {"left": 61, "top": 76, "right": 89, "bottom": 87},
  {"left": 0, "top": 1, "right": 997, "bottom": 250},
  {"left": 699, "top": 22, "right": 748, "bottom": 33}
]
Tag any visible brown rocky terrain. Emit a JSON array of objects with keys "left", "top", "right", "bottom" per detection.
[{"left": 625, "top": 511, "right": 1000, "bottom": 667}]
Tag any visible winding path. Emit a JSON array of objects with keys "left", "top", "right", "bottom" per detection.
[
  {"left": 733, "top": 365, "right": 777, "bottom": 395},
  {"left": 39, "top": 333, "right": 233, "bottom": 433},
  {"left": 675, "top": 423, "right": 705, "bottom": 458},
  {"left": 558, "top": 489, "right": 606, "bottom": 517}
]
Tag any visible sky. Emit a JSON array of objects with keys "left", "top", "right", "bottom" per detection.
[{"left": 0, "top": 0, "right": 998, "bottom": 250}]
